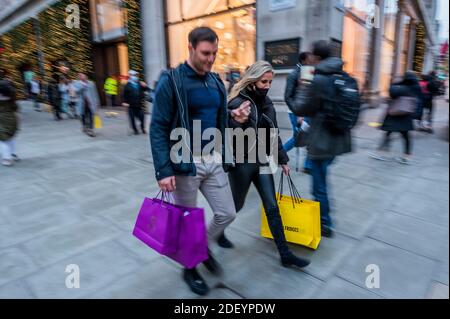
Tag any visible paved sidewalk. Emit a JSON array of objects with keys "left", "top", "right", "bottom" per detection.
[{"left": 0, "top": 99, "right": 448, "bottom": 299}]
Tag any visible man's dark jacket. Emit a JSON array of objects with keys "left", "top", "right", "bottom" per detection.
[
  {"left": 150, "top": 64, "right": 229, "bottom": 181},
  {"left": 123, "top": 82, "right": 148, "bottom": 109}
]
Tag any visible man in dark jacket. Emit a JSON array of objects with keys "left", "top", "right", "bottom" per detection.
[
  {"left": 284, "top": 52, "right": 313, "bottom": 173},
  {"left": 47, "top": 74, "right": 62, "bottom": 121},
  {"left": 150, "top": 27, "right": 243, "bottom": 296},
  {"left": 289, "top": 40, "right": 352, "bottom": 237},
  {"left": 419, "top": 71, "right": 441, "bottom": 133},
  {"left": 123, "top": 70, "right": 149, "bottom": 135}
]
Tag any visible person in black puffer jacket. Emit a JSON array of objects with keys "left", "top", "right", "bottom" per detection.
[
  {"left": 370, "top": 71, "right": 421, "bottom": 165},
  {"left": 218, "top": 61, "right": 310, "bottom": 270}
]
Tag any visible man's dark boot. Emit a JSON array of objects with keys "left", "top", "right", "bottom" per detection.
[
  {"left": 203, "top": 250, "right": 222, "bottom": 275},
  {"left": 217, "top": 232, "right": 234, "bottom": 249},
  {"left": 183, "top": 268, "right": 209, "bottom": 296}
]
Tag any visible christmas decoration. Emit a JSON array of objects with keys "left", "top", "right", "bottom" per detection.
[
  {"left": 413, "top": 22, "right": 425, "bottom": 74},
  {"left": 124, "top": 0, "right": 144, "bottom": 75}
]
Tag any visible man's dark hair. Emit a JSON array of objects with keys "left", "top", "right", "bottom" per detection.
[
  {"left": 312, "top": 40, "right": 331, "bottom": 60},
  {"left": 188, "top": 27, "right": 218, "bottom": 48},
  {"left": 299, "top": 52, "right": 311, "bottom": 64}
]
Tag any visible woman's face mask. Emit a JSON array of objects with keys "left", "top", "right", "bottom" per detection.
[
  {"left": 254, "top": 87, "right": 269, "bottom": 98},
  {"left": 130, "top": 76, "right": 139, "bottom": 83}
]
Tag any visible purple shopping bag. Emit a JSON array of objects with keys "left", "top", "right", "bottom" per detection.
[
  {"left": 166, "top": 206, "right": 208, "bottom": 269},
  {"left": 133, "top": 197, "right": 183, "bottom": 255},
  {"left": 133, "top": 194, "right": 208, "bottom": 269}
]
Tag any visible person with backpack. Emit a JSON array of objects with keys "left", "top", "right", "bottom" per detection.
[
  {"left": 370, "top": 71, "right": 421, "bottom": 165},
  {"left": 418, "top": 72, "right": 440, "bottom": 133},
  {"left": 289, "top": 40, "right": 361, "bottom": 237}
]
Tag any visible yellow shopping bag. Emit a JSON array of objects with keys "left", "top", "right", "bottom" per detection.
[
  {"left": 261, "top": 175, "right": 321, "bottom": 250},
  {"left": 94, "top": 114, "right": 102, "bottom": 129}
]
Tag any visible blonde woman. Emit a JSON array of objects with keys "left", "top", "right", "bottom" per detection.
[{"left": 221, "top": 61, "right": 310, "bottom": 269}]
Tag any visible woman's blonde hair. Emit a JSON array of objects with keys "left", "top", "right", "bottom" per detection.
[{"left": 228, "top": 61, "right": 274, "bottom": 101}]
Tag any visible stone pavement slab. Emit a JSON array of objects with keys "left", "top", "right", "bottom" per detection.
[
  {"left": 312, "top": 276, "right": 382, "bottom": 299},
  {"left": 368, "top": 211, "right": 448, "bottom": 260},
  {"left": 24, "top": 240, "right": 143, "bottom": 299},
  {"left": 337, "top": 238, "right": 436, "bottom": 299}
]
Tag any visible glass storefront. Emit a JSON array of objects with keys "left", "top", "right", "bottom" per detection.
[
  {"left": 165, "top": 0, "right": 256, "bottom": 78},
  {"left": 400, "top": 15, "right": 411, "bottom": 75},
  {"left": 380, "top": 0, "right": 397, "bottom": 95},
  {"left": 342, "top": 15, "right": 370, "bottom": 88}
]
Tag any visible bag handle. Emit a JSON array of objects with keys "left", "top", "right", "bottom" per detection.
[
  {"left": 287, "top": 174, "right": 304, "bottom": 203},
  {"left": 278, "top": 174, "right": 303, "bottom": 208},
  {"left": 155, "top": 190, "right": 174, "bottom": 205}
]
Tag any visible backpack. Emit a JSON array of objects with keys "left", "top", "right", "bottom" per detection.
[{"left": 322, "top": 73, "right": 361, "bottom": 134}]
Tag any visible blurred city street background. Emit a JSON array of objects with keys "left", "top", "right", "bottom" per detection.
[{"left": 0, "top": 98, "right": 448, "bottom": 299}]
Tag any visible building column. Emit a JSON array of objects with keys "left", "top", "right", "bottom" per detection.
[
  {"left": 141, "top": 0, "right": 167, "bottom": 86},
  {"left": 367, "top": 0, "right": 385, "bottom": 107},
  {"left": 406, "top": 19, "right": 417, "bottom": 70},
  {"left": 392, "top": 1, "right": 405, "bottom": 79}
]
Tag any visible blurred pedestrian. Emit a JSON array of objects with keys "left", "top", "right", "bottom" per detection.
[
  {"left": 289, "top": 40, "right": 361, "bottom": 237},
  {"left": 223, "top": 60, "right": 311, "bottom": 269},
  {"left": 370, "top": 71, "right": 421, "bottom": 165},
  {"left": 68, "top": 78, "right": 80, "bottom": 118},
  {"left": 283, "top": 52, "right": 314, "bottom": 174},
  {"left": 59, "top": 76, "right": 72, "bottom": 119},
  {"left": 47, "top": 74, "right": 62, "bottom": 121},
  {"left": 104, "top": 75, "right": 119, "bottom": 107},
  {"left": 418, "top": 71, "right": 441, "bottom": 133},
  {"left": 122, "top": 70, "right": 149, "bottom": 135},
  {"left": 28, "top": 75, "right": 41, "bottom": 112},
  {"left": 75, "top": 73, "right": 100, "bottom": 137},
  {"left": 0, "top": 72, "right": 20, "bottom": 167}
]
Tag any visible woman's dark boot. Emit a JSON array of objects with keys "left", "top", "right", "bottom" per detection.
[{"left": 265, "top": 208, "right": 311, "bottom": 269}]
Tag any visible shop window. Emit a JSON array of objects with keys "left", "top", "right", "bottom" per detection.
[
  {"left": 342, "top": 15, "right": 370, "bottom": 88},
  {"left": 166, "top": 3, "right": 256, "bottom": 78}
]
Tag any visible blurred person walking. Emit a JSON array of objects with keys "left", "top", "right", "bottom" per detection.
[
  {"left": 418, "top": 71, "right": 441, "bottom": 133},
  {"left": 75, "top": 73, "right": 100, "bottom": 137},
  {"left": 59, "top": 76, "right": 73, "bottom": 119},
  {"left": 150, "top": 27, "right": 237, "bottom": 296},
  {"left": 289, "top": 40, "right": 360, "bottom": 237},
  {"left": 122, "top": 70, "right": 149, "bottom": 135},
  {"left": 0, "top": 71, "right": 20, "bottom": 166},
  {"left": 28, "top": 75, "right": 41, "bottom": 112},
  {"left": 47, "top": 74, "right": 62, "bottom": 121},
  {"left": 220, "top": 61, "right": 311, "bottom": 269},
  {"left": 104, "top": 75, "right": 119, "bottom": 107},
  {"left": 283, "top": 52, "right": 314, "bottom": 174},
  {"left": 370, "top": 71, "right": 421, "bottom": 165}
]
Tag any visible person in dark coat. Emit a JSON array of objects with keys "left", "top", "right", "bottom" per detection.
[
  {"left": 47, "top": 74, "right": 62, "bottom": 121},
  {"left": 288, "top": 41, "right": 353, "bottom": 237},
  {"left": 370, "top": 71, "right": 421, "bottom": 165},
  {"left": 122, "top": 70, "right": 149, "bottom": 135},
  {"left": 219, "top": 60, "right": 311, "bottom": 270},
  {"left": 0, "top": 74, "right": 20, "bottom": 166},
  {"left": 418, "top": 71, "right": 441, "bottom": 133}
]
